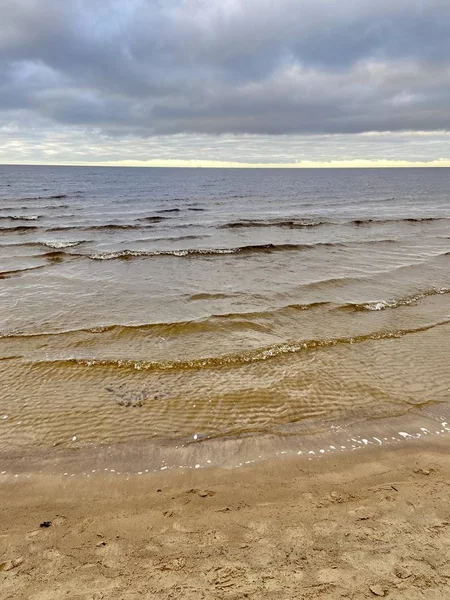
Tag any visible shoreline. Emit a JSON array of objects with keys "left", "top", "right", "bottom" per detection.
[
  {"left": 1, "top": 400, "right": 449, "bottom": 479},
  {"left": 3, "top": 435, "right": 450, "bottom": 598}
]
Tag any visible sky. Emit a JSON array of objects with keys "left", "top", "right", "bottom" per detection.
[{"left": 1, "top": 0, "right": 450, "bottom": 167}]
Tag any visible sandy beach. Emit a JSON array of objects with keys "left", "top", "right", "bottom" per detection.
[{"left": 2, "top": 436, "right": 450, "bottom": 599}]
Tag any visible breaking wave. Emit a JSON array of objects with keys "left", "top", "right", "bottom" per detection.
[
  {"left": 40, "top": 240, "right": 85, "bottom": 249},
  {"left": 0, "top": 215, "right": 40, "bottom": 221},
  {"left": 339, "top": 288, "right": 450, "bottom": 312},
  {"left": 86, "top": 243, "right": 316, "bottom": 260}
]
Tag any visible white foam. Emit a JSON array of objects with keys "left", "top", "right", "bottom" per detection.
[
  {"left": 365, "top": 301, "right": 388, "bottom": 311},
  {"left": 42, "top": 241, "right": 82, "bottom": 249}
]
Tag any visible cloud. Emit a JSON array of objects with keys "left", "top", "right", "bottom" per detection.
[
  {"left": 1, "top": 126, "right": 450, "bottom": 167},
  {"left": 0, "top": 0, "right": 449, "bottom": 163}
]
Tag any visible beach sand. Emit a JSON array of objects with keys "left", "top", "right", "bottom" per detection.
[{"left": 2, "top": 437, "right": 450, "bottom": 599}]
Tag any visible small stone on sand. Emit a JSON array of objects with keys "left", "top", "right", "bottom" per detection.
[
  {"left": 369, "top": 584, "right": 386, "bottom": 596},
  {"left": 395, "top": 565, "right": 412, "bottom": 579},
  {"left": 0, "top": 557, "right": 23, "bottom": 572},
  {"left": 40, "top": 521, "right": 52, "bottom": 528},
  {"left": 414, "top": 468, "right": 432, "bottom": 475}
]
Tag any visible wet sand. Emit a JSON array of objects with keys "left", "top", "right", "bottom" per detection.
[{"left": 2, "top": 436, "right": 450, "bottom": 599}]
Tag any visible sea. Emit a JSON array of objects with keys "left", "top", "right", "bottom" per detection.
[{"left": 1, "top": 165, "right": 450, "bottom": 476}]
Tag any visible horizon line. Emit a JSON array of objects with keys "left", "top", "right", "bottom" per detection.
[{"left": 2, "top": 160, "right": 450, "bottom": 169}]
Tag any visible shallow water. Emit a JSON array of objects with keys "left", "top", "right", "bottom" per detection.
[{"left": 1, "top": 166, "right": 450, "bottom": 470}]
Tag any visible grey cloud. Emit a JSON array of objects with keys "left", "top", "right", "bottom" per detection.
[{"left": 0, "top": 0, "right": 450, "bottom": 138}]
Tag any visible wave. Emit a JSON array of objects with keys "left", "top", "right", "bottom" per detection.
[
  {"left": 83, "top": 239, "right": 440, "bottom": 261},
  {"left": 25, "top": 319, "right": 450, "bottom": 372},
  {"left": 85, "top": 243, "right": 316, "bottom": 260},
  {"left": 0, "top": 225, "right": 39, "bottom": 233},
  {"left": 0, "top": 241, "right": 41, "bottom": 249},
  {"left": 138, "top": 234, "right": 210, "bottom": 243},
  {"left": 0, "top": 215, "right": 40, "bottom": 221},
  {"left": 339, "top": 287, "right": 450, "bottom": 312},
  {"left": 0, "top": 206, "right": 28, "bottom": 211},
  {"left": 189, "top": 292, "right": 241, "bottom": 301},
  {"left": 137, "top": 216, "right": 169, "bottom": 223},
  {"left": 0, "top": 204, "right": 69, "bottom": 211},
  {"left": 40, "top": 240, "right": 85, "bottom": 249},
  {"left": 41, "top": 251, "right": 69, "bottom": 262},
  {"left": 0, "top": 236, "right": 403, "bottom": 256},
  {"left": 6, "top": 237, "right": 441, "bottom": 263},
  {"left": 46, "top": 223, "right": 149, "bottom": 232},
  {"left": 220, "top": 219, "right": 328, "bottom": 229},
  {"left": 156, "top": 208, "right": 181, "bottom": 214},
  {"left": 0, "top": 301, "right": 331, "bottom": 339},
  {"left": 349, "top": 217, "right": 443, "bottom": 226},
  {"left": 3, "top": 286, "right": 449, "bottom": 340},
  {"left": 219, "top": 216, "right": 448, "bottom": 230},
  {"left": 15, "top": 194, "right": 68, "bottom": 201},
  {"left": 0, "top": 265, "right": 46, "bottom": 279},
  {"left": 26, "top": 215, "right": 446, "bottom": 235},
  {"left": 87, "top": 223, "right": 142, "bottom": 230}
]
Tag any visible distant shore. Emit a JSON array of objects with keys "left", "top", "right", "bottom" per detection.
[{"left": 2, "top": 435, "right": 450, "bottom": 599}]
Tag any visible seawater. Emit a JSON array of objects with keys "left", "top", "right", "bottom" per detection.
[{"left": 1, "top": 166, "right": 450, "bottom": 474}]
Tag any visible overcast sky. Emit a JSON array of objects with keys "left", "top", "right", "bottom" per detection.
[{"left": 1, "top": 0, "right": 450, "bottom": 166}]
